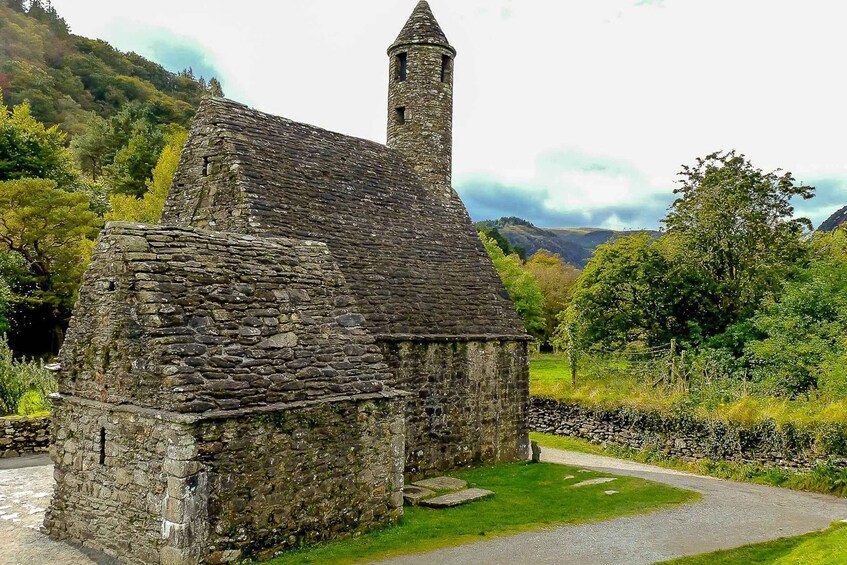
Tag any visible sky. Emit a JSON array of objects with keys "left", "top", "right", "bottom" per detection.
[{"left": 50, "top": 0, "right": 847, "bottom": 230}]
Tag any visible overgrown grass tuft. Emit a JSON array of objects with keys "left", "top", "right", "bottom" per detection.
[
  {"left": 262, "top": 461, "right": 697, "bottom": 564},
  {"left": 531, "top": 353, "right": 847, "bottom": 429}
]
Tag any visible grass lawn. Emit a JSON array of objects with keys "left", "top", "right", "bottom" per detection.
[
  {"left": 263, "top": 461, "right": 697, "bottom": 564},
  {"left": 531, "top": 432, "right": 847, "bottom": 498},
  {"left": 660, "top": 521, "right": 847, "bottom": 564}
]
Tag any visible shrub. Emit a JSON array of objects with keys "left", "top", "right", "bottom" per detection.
[{"left": 0, "top": 336, "right": 56, "bottom": 416}]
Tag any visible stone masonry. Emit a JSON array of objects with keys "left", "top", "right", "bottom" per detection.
[
  {"left": 47, "top": 2, "right": 529, "bottom": 562},
  {"left": 0, "top": 416, "right": 50, "bottom": 458}
]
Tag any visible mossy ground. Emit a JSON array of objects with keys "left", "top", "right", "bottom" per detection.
[{"left": 263, "top": 461, "right": 697, "bottom": 564}]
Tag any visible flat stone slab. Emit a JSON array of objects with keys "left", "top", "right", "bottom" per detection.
[
  {"left": 571, "top": 477, "right": 617, "bottom": 488},
  {"left": 604, "top": 490, "right": 619, "bottom": 495},
  {"left": 412, "top": 476, "right": 467, "bottom": 491},
  {"left": 420, "top": 488, "right": 494, "bottom": 508},
  {"left": 403, "top": 485, "right": 434, "bottom": 505}
]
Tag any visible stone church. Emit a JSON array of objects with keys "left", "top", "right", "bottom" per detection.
[{"left": 45, "top": 2, "right": 530, "bottom": 563}]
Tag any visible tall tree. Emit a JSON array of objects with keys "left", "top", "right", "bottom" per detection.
[
  {"left": 664, "top": 151, "right": 814, "bottom": 330},
  {"left": 524, "top": 250, "right": 580, "bottom": 343},
  {"left": 0, "top": 92, "right": 77, "bottom": 187},
  {"left": 0, "top": 178, "right": 101, "bottom": 351}
]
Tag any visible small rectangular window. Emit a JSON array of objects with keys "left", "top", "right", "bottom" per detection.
[
  {"left": 396, "top": 53, "right": 407, "bottom": 82},
  {"left": 441, "top": 55, "right": 450, "bottom": 82},
  {"left": 99, "top": 427, "right": 106, "bottom": 465},
  {"left": 202, "top": 156, "right": 210, "bottom": 176},
  {"left": 395, "top": 107, "right": 406, "bottom": 125}
]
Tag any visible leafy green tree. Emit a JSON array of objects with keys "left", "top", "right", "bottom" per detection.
[
  {"left": 207, "top": 77, "right": 224, "bottom": 97},
  {"left": 0, "top": 92, "right": 77, "bottom": 186},
  {"left": 0, "top": 178, "right": 101, "bottom": 349},
  {"left": 665, "top": 151, "right": 814, "bottom": 331},
  {"left": 480, "top": 232, "right": 545, "bottom": 337},
  {"left": 106, "top": 127, "right": 187, "bottom": 223}
]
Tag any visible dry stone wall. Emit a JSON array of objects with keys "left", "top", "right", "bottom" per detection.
[
  {"left": 0, "top": 416, "right": 50, "bottom": 458},
  {"left": 530, "top": 397, "right": 847, "bottom": 472},
  {"left": 380, "top": 338, "right": 530, "bottom": 478}
]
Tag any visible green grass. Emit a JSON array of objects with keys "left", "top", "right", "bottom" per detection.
[
  {"left": 532, "top": 432, "right": 847, "bottom": 497},
  {"left": 661, "top": 521, "right": 847, "bottom": 564},
  {"left": 262, "top": 461, "right": 698, "bottom": 564},
  {"left": 530, "top": 353, "right": 847, "bottom": 430}
]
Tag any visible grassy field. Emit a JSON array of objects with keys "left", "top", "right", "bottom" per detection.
[
  {"left": 660, "top": 521, "right": 847, "bottom": 564},
  {"left": 263, "top": 461, "right": 697, "bottom": 564},
  {"left": 530, "top": 353, "right": 847, "bottom": 429}
]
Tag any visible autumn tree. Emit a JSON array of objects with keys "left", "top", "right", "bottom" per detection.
[
  {"left": 524, "top": 250, "right": 580, "bottom": 344},
  {"left": 480, "top": 232, "right": 545, "bottom": 337},
  {"left": 106, "top": 127, "right": 187, "bottom": 223}
]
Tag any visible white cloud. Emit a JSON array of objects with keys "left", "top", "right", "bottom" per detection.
[{"left": 50, "top": 0, "right": 847, "bottom": 227}]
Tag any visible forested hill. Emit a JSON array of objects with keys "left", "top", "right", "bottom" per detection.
[
  {"left": 0, "top": 0, "right": 217, "bottom": 135},
  {"left": 476, "top": 217, "right": 659, "bottom": 267}
]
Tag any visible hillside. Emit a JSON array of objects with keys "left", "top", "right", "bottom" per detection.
[
  {"left": 0, "top": 0, "right": 212, "bottom": 135},
  {"left": 818, "top": 206, "right": 847, "bottom": 232},
  {"left": 478, "top": 218, "right": 659, "bottom": 267}
]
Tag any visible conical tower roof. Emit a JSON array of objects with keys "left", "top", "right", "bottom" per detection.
[{"left": 389, "top": 1, "right": 455, "bottom": 54}]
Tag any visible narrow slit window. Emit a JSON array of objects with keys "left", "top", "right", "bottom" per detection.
[
  {"left": 202, "top": 156, "right": 210, "bottom": 176},
  {"left": 99, "top": 427, "right": 106, "bottom": 465},
  {"left": 441, "top": 55, "right": 450, "bottom": 82},
  {"left": 395, "top": 107, "right": 406, "bottom": 125},
  {"left": 396, "top": 52, "right": 407, "bottom": 82}
]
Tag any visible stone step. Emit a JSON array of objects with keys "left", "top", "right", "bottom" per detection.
[
  {"left": 420, "top": 488, "right": 494, "bottom": 508},
  {"left": 571, "top": 477, "right": 617, "bottom": 488},
  {"left": 411, "top": 476, "right": 467, "bottom": 491},
  {"left": 402, "top": 485, "right": 435, "bottom": 505}
]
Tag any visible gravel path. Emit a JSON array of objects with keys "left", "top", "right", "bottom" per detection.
[
  {"left": 374, "top": 447, "right": 847, "bottom": 565},
  {"left": 2, "top": 450, "right": 846, "bottom": 565}
]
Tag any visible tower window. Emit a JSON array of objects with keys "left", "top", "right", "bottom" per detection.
[
  {"left": 396, "top": 52, "right": 407, "bottom": 82},
  {"left": 395, "top": 107, "right": 406, "bottom": 125},
  {"left": 202, "top": 156, "right": 210, "bottom": 176},
  {"left": 441, "top": 55, "right": 451, "bottom": 82},
  {"left": 99, "top": 427, "right": 106, "bottom": 465}
]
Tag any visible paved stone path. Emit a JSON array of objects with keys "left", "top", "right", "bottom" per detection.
[
  {"left": 0, "top": 456, "right": 103, "bottom": 565},
  {"left": 374, "top": 448, "right": 847, "bottom": 565},
  {"left": 2, "top": 450, "right": 846, "bottom": 564}
]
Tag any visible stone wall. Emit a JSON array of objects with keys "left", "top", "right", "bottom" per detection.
[
  {"left": 530, "top": 397, "right": 847, "bottom": 472},
  {"left": 380, "top": 337, "right": 529, "bottom": 478},
  {"left": 0, "top": 416, "right": 50, "bottom": 458},
  {"left": 45, "top": 392, "right": 405, "bottom": 564}
]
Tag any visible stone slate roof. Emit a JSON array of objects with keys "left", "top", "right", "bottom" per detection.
[
  {"left": 60, "top": 222, "right": 396, "bottom": 413},
  {"left": 389, "top": 0, "right": 455, "bottom": 54},
  {"left": 162, "top": 98, "right": 526, "bottom": 339}
]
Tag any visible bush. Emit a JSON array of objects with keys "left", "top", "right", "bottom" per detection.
[{"left": 0, "top": 336, "right": 56, "bottom": 416}]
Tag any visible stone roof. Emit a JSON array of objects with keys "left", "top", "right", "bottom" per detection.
[
  {"left": 162, "top": 98, "right": 526, "bottom": 339},
  {"left": 60, "top": 222, "right": 396, "bottom": 413},
  {"left": 389, "top": 0, "right": 455, "bottom": 54}
]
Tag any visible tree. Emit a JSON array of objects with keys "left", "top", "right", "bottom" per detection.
[
  {"left": 207, "top": 77, "right": 224, "bottom": 97},
  {"left": 524, "top": 250, "right": 580, "bottom": 344},
  {"left": 480, "top": 232, "right": 545, "bottom": 337},
  {"left": 664, "top": 151, "right": 814, "bottom": 331},
  {"left": 0, "top": 178, "right": 101, "bottom": 351},
  {"left": 106, "top": 127, "right": 187, "bottom": 223},
  {"left": 71, "top": 116, "right": 110, "bottom": 181},
  {"left": 0, "top": 92, "right": 77, "bottom": 187}
]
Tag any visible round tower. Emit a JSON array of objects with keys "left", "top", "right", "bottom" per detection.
[{"left": 387, "top": 1, "right": 456, "bottom": 197}]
